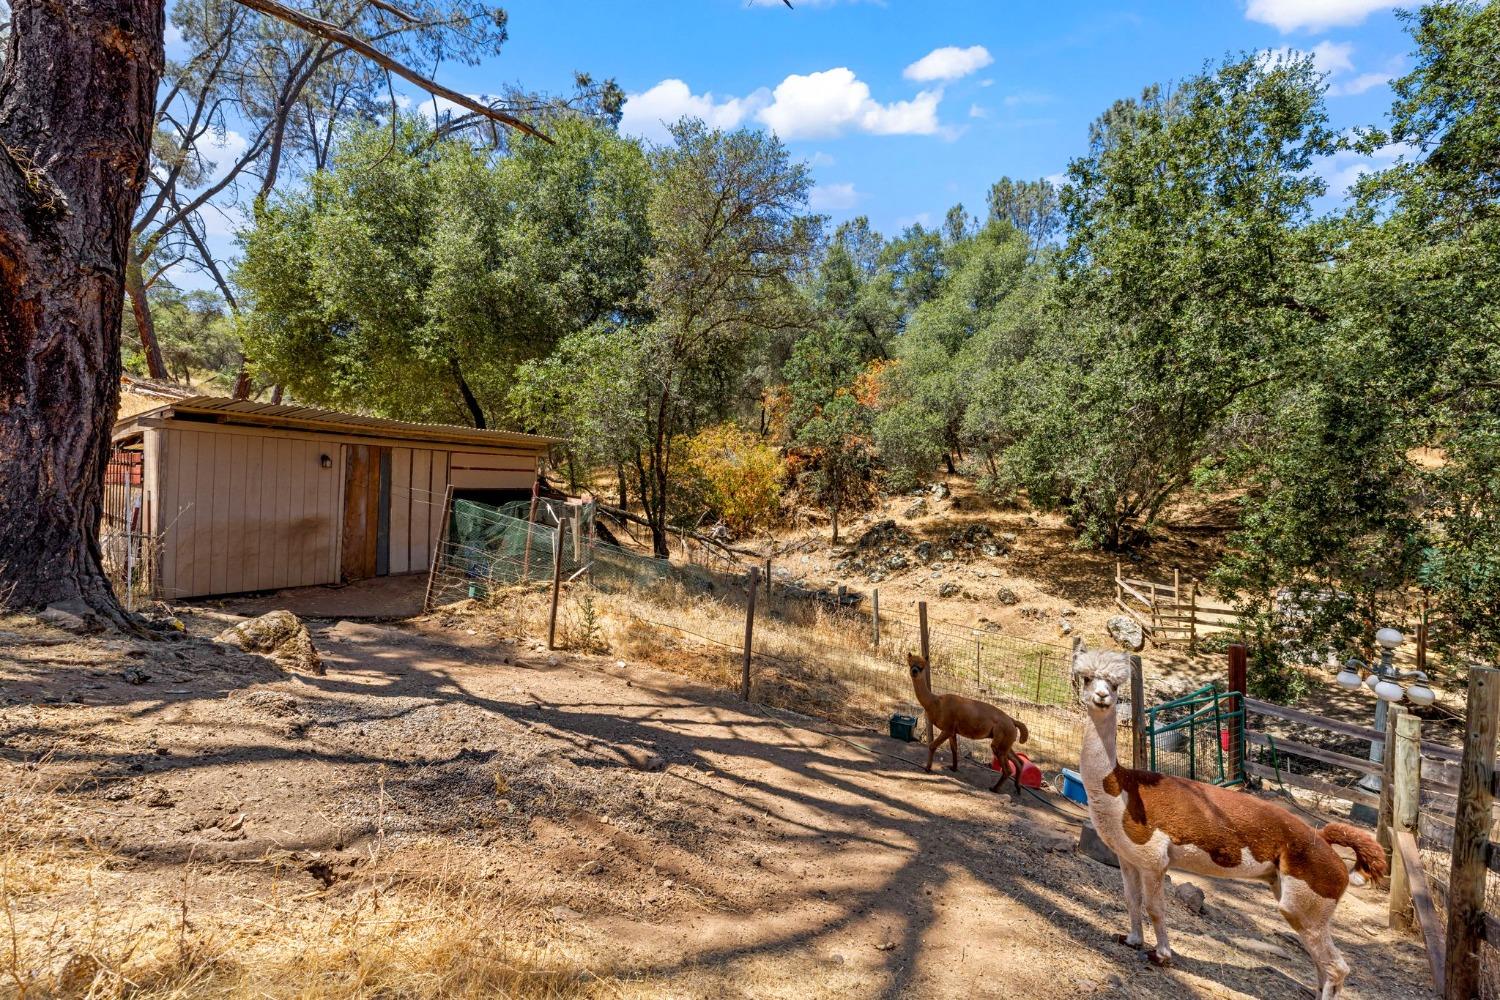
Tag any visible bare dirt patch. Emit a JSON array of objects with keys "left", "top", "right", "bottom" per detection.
[{"left": 1, "top": 610, "right": 1434, "bottom": 998}]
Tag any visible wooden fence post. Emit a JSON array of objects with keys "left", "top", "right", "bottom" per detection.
[
  {"left": 1187, "top": 583, "right": 1198, "bottom": 654},
  {"left": 1130, "top": 653, "right": 1147, "bottom": 770},
  {"left": 919, "top": 601, "right": 931, "bottom": 743},
  {"left": 871, "top": 588, "right": 880, "bottom": 648},
  {"left": 763, "top": 555, "right": 772, "bottom": 598},
  {"left": 1379, "top": 705, "right": 1402, "bottom": 868},
  {"left": 546, "top": 523, "right": 564, "bottom": 650},
  {"left": 1227, "top": 643, "right": 1247, "bottom": 783},
  {"left": 1390, "top": 709, "right": 1421, "bottom": 930},
  {"left": 741, "top": 566, "right": 760, "bottom": 701},
  {"left": 1446, "top": 665, "right": 1500, "bottom": 1000}
]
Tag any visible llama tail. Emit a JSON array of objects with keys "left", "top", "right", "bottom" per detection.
[
  {"left": 1321, "top": 822, "right": 1388, "bottom": 881},
  {"left": 1015, "top": 720, "right": 1029, "bottom": 744}
]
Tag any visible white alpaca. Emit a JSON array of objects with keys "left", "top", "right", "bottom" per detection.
[{"left": 1071, "top": 643, "right": 1385, "bottom": 1000}]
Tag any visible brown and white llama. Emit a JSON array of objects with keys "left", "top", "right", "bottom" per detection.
[
  {"left": 908, "top": 652, "right": 1030, "bottom": 794},
  {"left": 1071, "top": 642, "right": 1384, "bottom": 999}
]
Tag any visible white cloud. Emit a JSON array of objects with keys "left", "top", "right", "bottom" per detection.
[
  {"left": 903, "top": 45, "right": 993, "bottom": 83},
  {"left": 968, "top": 104, "right": 988, "bottom": 119},
  {"left": 1245, "top": 0, "right": 1394, "bottom": 33},
  {"left": 200, "top": 130, "right": 249, "bottom": 186},
  {"left": 757, "top": 67, "right": 940, "bottom": 139},
  {"left": 164, "top": 23, "right": 189, "bottom": 58},
  {"left": 1261, "top": 42, "right": 1397, "bottom": 98},
  {"left": 809, "top": 182, "right": 859, "bottom": 211},
  {"left": 808, "top": 151, "right": 836, "bottom": 168},
  {"left": 1323, "top": 142, "right": 1415, "bottom": 194},
  {"left": 1332, "top": 70, "right": 1392, "bottom": 96},
  {"left": 1044, "top": 172, "right": 1068, "bottom": 189},
  {"left": 618, "top": 80, "right": 770, "bottom": 144}
]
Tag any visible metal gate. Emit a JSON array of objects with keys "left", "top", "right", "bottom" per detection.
[{"left": 1144, "top": 684, "right": 1245, "bottom": 785}]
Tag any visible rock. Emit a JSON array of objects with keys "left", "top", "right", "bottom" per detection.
[
  {"left": 1059, "top": 620, "right": 1074, "bottom": 636},
  {"left": 1172, "top": 881, "right": 1206, "bottom": 914},
  {"left": 903, "top": 498, "right": 928, "bottom": 519},
  {"left": 930, "top": 483, "right": 951, "bottom": 500},
  {"left": 1106, "top": 615, "right": 1146, "bottom": 652},
  {"left": 575, "top": 859, "right": 605, "bottom": 877},
  {"left": 38, "top": 601, "right": 97, "bottom": 634},
  {"left": 996, "top": 587, "right": 1020, "bottom": 606},
  {"left": 1077, "top": 823, "right": 1119, "bottom": 868},
  {"left": 938, "top": 582, "right": 961, "bottom": 599},
  {"left": 980, "top": 543, "right": 1000, "bottom": 557},
  {"left": 913, "top": 542, "right": 934, "bottom": 563},
  {"left": 215, "top": 611, "right": 323, "bottom": 675},
  {"left": 550, "top": 905, "right": 582, "bottom": 922},
  {"left": 122, "top": 666, "right": 150, "bottom": 685}
]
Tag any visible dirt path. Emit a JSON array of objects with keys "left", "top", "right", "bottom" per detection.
[{"left": 1, "top": 616, "right": 1434, "bottom": 999}]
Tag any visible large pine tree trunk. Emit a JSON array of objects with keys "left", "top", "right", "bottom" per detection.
[{"left": 0, "top": 0, "right": 164, "bottom": 620}]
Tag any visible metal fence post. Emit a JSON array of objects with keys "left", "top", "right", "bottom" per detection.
[
  {"left": 871, "top": 588, "right": 880, "bottom": 648},
  {"left": 1389, "top": 709, "right": 1420, "bottom": 930},
  {"left": 1446, "top": 665, "right": 1500, "bottom": 1000},
  {"left": 741, "top": 566, "right": 760, "bottom": 701}
]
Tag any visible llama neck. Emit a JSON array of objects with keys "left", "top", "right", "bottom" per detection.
[
  {"left": 912, "top": 670, "right": 938, "bottom": 716},
  {"left": 1080, "top": 707, "right": 1121, "bottom": 782}
]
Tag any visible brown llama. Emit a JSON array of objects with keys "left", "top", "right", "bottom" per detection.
[
  {"left": 907, "top": 652, "right": 1030, "bottom": 794},
  {"left": 1071, "top": 642, "right": 1385, "bottom": 999}
]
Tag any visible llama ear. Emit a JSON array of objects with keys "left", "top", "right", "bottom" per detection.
[
  {"left": 1071, "top": 637, "right": 1086, "bottom": 657},
  {"left": 907, "top": 652, "right": 922, "bottom": 668}
]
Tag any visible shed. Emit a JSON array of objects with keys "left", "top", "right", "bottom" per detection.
[{"left": 109, "top": 396, "right": 561, "bottom": 600}]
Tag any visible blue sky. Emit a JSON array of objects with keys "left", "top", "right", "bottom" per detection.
[{"left": 172, "top": 0, "right": 1419, "bottom": 288}]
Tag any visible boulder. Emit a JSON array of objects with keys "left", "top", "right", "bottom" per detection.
[
  {"left": 903, "top": 498, "right": 928, "bottom": 519},
  {"left": 1172, "top": 881, "right": 1206, "bottom": 914},
  {"left": 930, "top": 483, "right": 951, "bottom": 500},
  {"left": 215, "top": 611, "right": 324, "bottom": 675},
  {"left": 938, "top": 582, "right": 961, "bottom": 599},
  {"left": 913, "top": 542, "right": 934, "bottom": 564},
  {"left": 1077, "top": 823, "right": 1119, "bottom": 868},
  {"left": 38, "top": 600, "right": 100, "bottom": 634},
  {"left": 1107, "top": 615, "right": 1146, "bottom": 652},
  {"left": 996, "top": 587, "right": 1020, "bottom": 606}
]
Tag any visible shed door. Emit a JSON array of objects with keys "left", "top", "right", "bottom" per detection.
[{"left": 342, "top": 445, "right": 391, "bottom": 582}]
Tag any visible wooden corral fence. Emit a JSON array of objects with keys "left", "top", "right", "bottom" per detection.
[
  {"left": 1114, "top": 563, "right": 1198, "bottom": 649},
  {"left": 1216, "top": 645, "right": 1500, "bottom": 997}
]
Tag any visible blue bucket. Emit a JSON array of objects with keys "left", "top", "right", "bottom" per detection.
[{"left": 1060, "top": 768, "right": 1088, "bottom": 805}]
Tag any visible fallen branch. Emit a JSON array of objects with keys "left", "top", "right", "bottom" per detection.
[
  {"left": 234, "top": 0, "right": 551, "bottom": 142},
  {"left": 596, "top": 506, "right": 760, "bottom": 561}
]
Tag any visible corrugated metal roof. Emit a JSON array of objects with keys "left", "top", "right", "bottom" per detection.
[{"left": 115, "top": 395, "right": 563, "bottom": 450}]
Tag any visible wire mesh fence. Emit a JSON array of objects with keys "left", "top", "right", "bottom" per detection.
[{"left": 425, "top": 498, "right": 1131, "bottom": 774}]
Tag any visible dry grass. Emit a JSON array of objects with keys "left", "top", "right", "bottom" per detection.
[{"left": 0, "top": 765, "right": 604, "bottom": 1000}]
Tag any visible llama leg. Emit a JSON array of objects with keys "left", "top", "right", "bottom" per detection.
[
  {"left": 988, "top": 736, "right": 1010, "bottom": 792},
  {"left": 1009, "top": 749, "right": 1026, "bottom": 795},
  {"left": 1139, "top": 868, "right": 1173, "bottom": 966},
  {"left": 925, "top": 730, "right": 946, "bottom": 772},
  {"left": 1114, "top": 862, "right": 1146, "bottom": 949},
  {"left": 949, "top": 732, "right": 960, "bottom": 771},
  {"left": 1279, "top": 881, "right": 1346, "bottom": 999}
]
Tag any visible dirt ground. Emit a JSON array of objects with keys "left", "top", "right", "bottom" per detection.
[{"left": 1, "top": 610, "right": 1436, "bottom": 999}]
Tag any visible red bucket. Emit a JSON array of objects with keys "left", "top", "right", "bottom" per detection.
[{"left": 991, "top": 751, "right": 1043, "bottom": 789}]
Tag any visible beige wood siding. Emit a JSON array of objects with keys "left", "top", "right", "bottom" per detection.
[
  {"left": 448, "top": 450, "right": 536, "bottom": 491},
  {"left": 157, "top": 428, "right": 344, "bottom": 598},
  {"left": 387, "top": 447, "right": 451, "bottom": 575}
]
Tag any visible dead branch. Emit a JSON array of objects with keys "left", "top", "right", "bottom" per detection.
[
  {"left": 233, "top": 0, "right": 551, "bottom": 142},
  {"left": 596, "top": 505, "right": 760, "bottom": 561}
]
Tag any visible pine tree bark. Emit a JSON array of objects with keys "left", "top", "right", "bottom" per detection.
[{"left": 0, "top": 0, "right": 164, "bottom": 620}]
